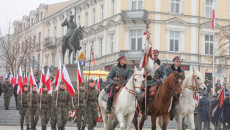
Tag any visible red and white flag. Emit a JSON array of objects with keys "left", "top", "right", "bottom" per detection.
[
  {"left": 212, "top": 88, "right": 225, "bottom": 117},
  {"left": 55, "top": 60, "right": 62, "bottom": 91},
  {"left": 194, "top": 93, "right": 200, "bottom": 107},
  {"left": 45, "top": 68, "right": 52, "bottom": 94},
  {"left": 77, "top": 62, "right": 82, "bottom": 91},
  {"left": 17, "top": 66, "right": 23, "bottom": 94},
  {"left": 62, "top": 65, "right": 75, "bottom": 96},
  {"left": 96, "top": 77, "right": 100, "bottom": 90},
  {"left": 38, "top": 67, "right": 45, "bottom": 93},
  {"left": 29, "top": 67, "right": 37, "bottom": 88},
  {"left": 10, "top": 74, "right": 15, "bottom": 90},
  {"left": 212, "top": 1, "right": 215, "bottom": 30}
]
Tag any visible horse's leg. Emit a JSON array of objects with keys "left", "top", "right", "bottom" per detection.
[
  {"left": 177, "top": 115, "right": 183, "bottom": 130},
  {"left": 126, "top": 113, "right": 135, "bottom": 130},
  {"left": 188, "top": 113, "right": 195, "bottom": 130},
  {"left": 116, "top": 113, "right": 125, "bottom": 130},
  {"left": 150, "top": 115, "right": 157, "bottom": 130},
  {"left": 101, "top": 110, "right": 109, "bottom": 130},
  {"left": 139, "top": 114, "right": 147, "bottom": 130},
  {"left": 68, "top": 50, "right": 72, "bottom": 64},
  {"left": 162, "top": 113, "right": 170, "bottom": 130},
  {"left": 132, "top": 113, "right": 139, "bottom": 130}
]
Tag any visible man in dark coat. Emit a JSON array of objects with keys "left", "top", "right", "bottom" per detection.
[
  {"left": 198, "top": 93, "right": 210, "bottom": 130},
  {"left": 105, "top": 55, "right": 132, "bottom": 114},
  {"left": 210, "top": 95, "right": 221, "bottom": 129},
  {"left": 14, "top": 83, "right": 19, "bottom": 110},
  {"left": 221, "top": 93, "right": 230, "bottom": 129}
]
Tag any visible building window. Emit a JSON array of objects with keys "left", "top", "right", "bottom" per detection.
[
  {"left": 100, "top": 4, "right": 104, "bottom": 21},
  {"left": 38, "top": 32, "right": 41, "bottom": 49},
  {"left": 45, "top": 54, "right": 49, "bottom": 66},
  {"left": 205, "top": 0, "right": 213, "bottom": 18},
  {"left": 109, "top": 34, "right": 114, "bottom": 53},
  {"left": 91, "top": 41, "right": 95, "bottom": 51},
  {"left": 78, "top": 15, "right": 81, "bottom": 26},
  {"left": 85, "top": 12, "right": 88, "bottom": 27},
  {"left": 170, "top": 0, "right": 181, "bottom": 14},
  {"left": 53, "top": 26, "right": 57, "bottom": 44},
  {"left": 205, "top": 35, "right": 213, "bottom": 55},
  {"left": 131, "top": 0, "right": 143, "bottom": 10},
  {"left": 98, "top": 38, "right": 103, "bottom": 57},
  {"left": 83, "top": 43, "right": 87, "bottom": 56},
  {"left": 111, "top": 0, "right": 115, "bottom": 16},
  {"left": 40, "top": 12, "right": 43, "bottom": 21},
  {"left": 52, "top": 53, "right": 55, "bottom": 67},
  {"left": 47, "top": 28, "right": 50, "bottom": 37},
  {"left": 130, "top": 30, "right": 142, "bottom": 50},
  {"left": 170, "top": 31, "right": 180, "bottom": 52},
  {"left": 92, "top": 9, "right": 96, "bottom": 25}
]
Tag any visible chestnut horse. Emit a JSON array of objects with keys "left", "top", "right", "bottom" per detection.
[{"left": 135, "top": 72, "right": 183, "bottom": 130}]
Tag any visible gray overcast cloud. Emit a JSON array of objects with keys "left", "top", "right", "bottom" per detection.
[{"left": 0, "top": 0, "right": 69, "bottom": 35}]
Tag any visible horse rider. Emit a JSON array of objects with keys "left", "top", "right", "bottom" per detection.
[
  {"left": 166, "top": 56, "right": 185, "bottom": 120},
  {"left": 198, "top": 93, "right": 210, "bottom": 130},
  {"left": 105, "top": 55, "right": 132, "bottom": 114},
  {"left": 61, "top": 14, "right": 77, "bottom": 47},
  {"left": 141, "top": 49, "right": 167, "bottom": 114},
  {"left": 222, "top": 92, "right": 230, "bottom": 130}
]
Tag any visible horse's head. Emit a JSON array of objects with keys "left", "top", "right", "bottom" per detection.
[
  {"left": 132, "top": 67, "right": 145, "bottom": 93},
  {"left": 192, "top": 71, "right": 207, "bottom": 92},
  {"left": 73, "top": 26, "right": 84, "bottom": 40},
  {"left": 168, "top": 72, "right": 183, "bottom": 98}
]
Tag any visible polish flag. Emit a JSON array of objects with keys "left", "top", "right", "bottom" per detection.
[
  {"left": 45, "top": 68, "right": 52, "bottom": 94},
  {"left": 29, "top": 67, "right": 37, "bottom": 88},
  {"left": 96, "top": 77, "right": 100, "bottom": 90},
  {"left": 38, "top": 67, "right": 45, "bottom": 93},
  {"left": 77, "top": 62, "right": 82, "bottom": 91},
  {"left": 62, "top": 65, "right": 75, "bottom": 96},
  {"left": 10, "top": 74, "right": 15, "bottom": 90},
  {"left": 194, "top": 93, "right": 200, "bottom": 107},
  {"left": 212, "top": 1, "right": 215, "bottom": 30},
  {"left": 17, "top": 66, "right": 23, "bottom": 94},
  {"left": 55, "top": 60, "right": 62, "bottom": 91},
  {"left": 218, "top": 88, "right": 225, "bottom": 108}
]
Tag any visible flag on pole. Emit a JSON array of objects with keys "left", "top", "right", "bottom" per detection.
[
  {"left": 212, "top": 88, "right": 225, "bottom": 117},
  {"left": 29, "top": 67, "right": 37, "bottom": 88},
  {"left": 38, "top": 67, "right": 45, "bottom": 93},
  {"left": 96, "top": 77, "right": 100, "bottom": 90},
  {"left": 45, "top": 68, "right": 52, "bottom": 94},
  {"left": 55, "top": 60, "right": 62, "bottom": 91},
  {"left": 212, "top": 1, "right": 215, "bottom": 30},
  {"left": 194, "top": 93, "right": 200, "bottom": 107},
  {"left": 62, "top": 65, "right": 75, "bottom": 96},
  {"left": 10, "top": 74, "right": 15, "bottom": 90},
  {"left": 91, "top": 47, "right": 95, "bottom": 65},
  {"left": 17, "top": 66, "right": 23, "bottom": 94},
  {"left": 77, "top": 62, "right": 82, "bottom": 91}
]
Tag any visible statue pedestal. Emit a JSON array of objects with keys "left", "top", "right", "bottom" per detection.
[{"left": 65, "top": 64, "right": 85, "bottom": 90}]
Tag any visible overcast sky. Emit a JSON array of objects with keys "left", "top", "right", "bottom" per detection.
[{"left": 0, "top": 0, "right": 69, "bottom": 35}]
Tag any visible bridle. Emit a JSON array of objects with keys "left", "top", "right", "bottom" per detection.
[
  {"left": 185, "top": 73, "right": 204, "bottom": 92},
  {"left": 168, "top": 72, "right": 183, "bottom": 98},
  {"left": 125, "top": 74, "right": 142, "bottom": 95}
]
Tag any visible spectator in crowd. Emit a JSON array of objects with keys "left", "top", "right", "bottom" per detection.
[
  {"left": 14, "top": 83, "right": 19, "bottom": 110},
  {"left": 0, "top": 76, "right": 3, "bottom": 96},
  {"left": 222, "top": 77, "right": 229, "bottom": 93},
  {"left": 205, "top": 77, "right": 209, "bottom": 86},
  {"left": 215, "top": 79, "right": 222, "bottom": 92},
  {"left": 206, "top": 81, "right": 212, "bottom": 94}
]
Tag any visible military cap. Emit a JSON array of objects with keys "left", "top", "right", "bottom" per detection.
[
  {"left": 173, "top": 56, "right": 181, "bottom": 62},
  {"left": 117, "top": 55, "right": 126, "bottom": 61},
  {"left": 60, "top": 81, "right": 65, "bottom": 85},
  {"left": 32, "top": 85, "right": 37, "bottom": 88},
  {"left": 202, "top": 93, "right": 208, "bottom": 96},
  {"left": 80, "top": 83, "right": 85, "bottom": 86},
  {"left": 153, "top": 49, "right": 159, "bottom": 55},
  {"left": 88, "top": 79, "right": 94, "bottom": 83},
  {"left": 23, "top": 84, "right": 29, "bottom": 88},
  {"left": 212, "top": 95, "right": 217, "bottom": 98},
  {"left": 42, "top": 85, "right": 47, "bottom": 88}
]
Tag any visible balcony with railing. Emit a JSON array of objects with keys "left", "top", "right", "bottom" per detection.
[
  {"left": 44, "top": 37, "right": 56, "bottom": 48},
  {"left": 120, "top": 10, "right": 148, "bottom": 24}
]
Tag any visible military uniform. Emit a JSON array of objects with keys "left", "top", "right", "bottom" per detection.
[
  {"left": 221, "top": 93, "right": 230, "bottom": 129},
  {"left": 210, "top": 95, "right": 221, "bottom": 129},
  {"left": 2, "top": 81, "right": 13, "bottom": 110},
  {"left": 18, "top": 89, "right": 30, "bottom": 130},
  {"left": 166, "top": 64, "right": 185, "bottom": 80},
  {"left": 40, "top": 90, "right": 52, "bottom": 130},
  {"left": 73, "top": 89, "right": 87, "bottom": 130},
  {"left": 51, "top": 89, "right": 57, "bottom": 130},
  {"left": 86, "top": 83, "right": 99, "bottom": 130},
  {"left": 30, "top": 91, "right": 39, "bottom": 130},
  {"left": 198, "top": 93, "right": 209, "bottom": 130},
  {"left": 53, "top": 88, "right": 71, "bottom": 129}
]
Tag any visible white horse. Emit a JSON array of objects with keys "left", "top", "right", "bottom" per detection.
[
  {"left": 98, "top": 67, "right": 144, "bottom": 130},
  {"left": 174, "top": 71, "right": 207, "bottom": 130}
]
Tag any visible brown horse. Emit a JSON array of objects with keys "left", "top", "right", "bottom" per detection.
[{"left": 133, "top": 72, "right": 183, "bottom": 130}]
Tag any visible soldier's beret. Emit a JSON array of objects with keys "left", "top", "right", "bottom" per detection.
[
  {"left": 202, "top": 93, "right": 208, "bottom": 96},
  {"left": 212, "top": 95, "right": 217, "bottom": 98},
  {"left": 153, "top": 49, "right": 159, "bottom": 55},
  {"left": 32, "top": 85, "right": 37, "bottom": 88},
  {"left": 60, "top": 81, "right": 65, "bottom": 85},
  {"left": 88, "top": 79, "right": 94, "bottom": 83},
  {"left": 117, "top": 55, "right": 126, "bottom": 61},
  {"left": 80, "top": 83, "right": 85, "bottom": 86},
  {"left": 23, "top": 84, "right": 29, "bottom": 88},
  {"left": 42, "top": 85, "right": 47, "bottom": 88},
  {"left": 173, "top": 56, "right": 181, "bottom": 62}
]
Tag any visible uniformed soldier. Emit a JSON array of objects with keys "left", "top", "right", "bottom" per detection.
[
  {"left": 40, "top": 85, "right": 52, "bottom": 130},
  {"left": 73, "top": 83, "right": 87, "bottom": 130},
  {"left": 86, "top": 79, "right": 99, "bottom": 130},
  {"left": 53, "top": 81, "right": 71, "bottom": 130},
  {"left": 141, "top": 49, "right": 167, "bottom": 114},
  {"left": 2, "top": 78, "right": 13, "bottom": 110},
  {"left": 51, "top": 85, "right": 57, "bottom": 130},
  {"left": 210, "top": 95, "right": 221, "bottom": 130},
  {"left": 18, "top": 84, "right": 30, "bottom": 130},
  {"left": 30, "top": 85, "right": 39, "bottom": 130},
  {"left": 166, "top": 56, "right": 185, "bottom": 120},
  {"left": 198, "top": 93, "right": 209, "bottom": 130},
  {"left": 222, "top": 92, "right": 230, "bottom": 129},
  {"left": 105, "top": 55, "right": 132, "bottom": 113}
]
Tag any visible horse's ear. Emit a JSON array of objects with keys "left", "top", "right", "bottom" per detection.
[{"left": 134, "top": 66, "right": 138, "bottom": 73}]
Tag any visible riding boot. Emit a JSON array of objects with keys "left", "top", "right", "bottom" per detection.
[
  {"left": 141, "top": 97, "right": 145, "bottom": 114},
  {"left": 21, "top": 125, "right": 23, "bottom": 130},
  {"left": 106, "top": 96, "right": 113, "bottom": 114},
  {"left": 170, "top": 97, "right": 176, "bottom": 121},
  {"left": 26, "top": 124, "right": 30, "bottom": 130}
]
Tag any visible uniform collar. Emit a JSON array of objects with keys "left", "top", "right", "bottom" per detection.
[
  {"left": 171, "top": 64, "right": 182, "bottom": 73},
  {"left": 117, "top": 63, "right": 126, "bottom": 69}
]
